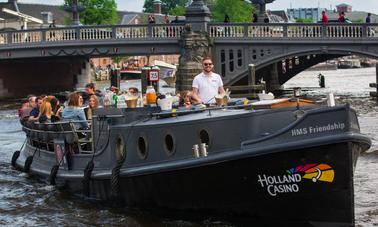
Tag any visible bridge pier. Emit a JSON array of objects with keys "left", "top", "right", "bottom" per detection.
[
  {"left": 75, "top": 59, "right": 91, "bottom": 89},
  {"left": 176, "top": 31, "right": 211, "bottom": 91},
  {"left": 176, "top": 0, "right": 212, "bottom": 91},
  {"left": 0, "top": 57, "right": 88, "bottom": 99},
  {"left": 259, "top": 63, "right": 282, "bottom": 92}
]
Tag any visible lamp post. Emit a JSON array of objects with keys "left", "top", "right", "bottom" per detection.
[
  {"left": 64, "top": 0, "right": 85, "bottom": 26},
  {"left": 250, "top": 0, "right": 275, "bottom": 22}
]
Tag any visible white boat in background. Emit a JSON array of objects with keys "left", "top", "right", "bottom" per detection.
[
  {"left": 337, "top": 59, "right": 361, "bottom": 69},
  {"left": 153, "top": 60, "right": 177, "bottom": 86}
]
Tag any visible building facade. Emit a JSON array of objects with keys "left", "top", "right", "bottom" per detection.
[{"left": 287, "top": 8, "right": 325, "bottom": 22}]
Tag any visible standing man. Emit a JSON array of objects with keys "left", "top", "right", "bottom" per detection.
[
  {"left": 321, "top": 11, "right": 328, "bottom": 24},
  {"left": 366, "top": 13, "right": 371, "bottom": 23},
  {"left": 192, "top": 56, "right": 225, "bottom": 104}
]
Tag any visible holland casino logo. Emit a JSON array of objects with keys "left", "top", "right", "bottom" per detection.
[{"left": 257, "top": 163, "right": 335, "bottom": 196}]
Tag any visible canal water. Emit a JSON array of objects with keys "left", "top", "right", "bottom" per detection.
[{"left": 0, "top": 68, "right": 377, "bottom": 226}]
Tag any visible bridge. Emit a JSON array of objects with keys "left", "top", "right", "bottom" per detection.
[{"left": 1, "top": 1, "right": 378, "bottom": 97}]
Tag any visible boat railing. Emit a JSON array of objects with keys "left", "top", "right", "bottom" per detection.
[
  {"left": 21, "top": 120, "right": 92, "bottom": 153},
  {"left": 151, "top": 103, "right": 254, "bottom": 118}
]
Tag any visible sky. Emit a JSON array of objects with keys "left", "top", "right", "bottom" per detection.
[{"left": 3, "top": 0, "right": 378, "bottom": 15}]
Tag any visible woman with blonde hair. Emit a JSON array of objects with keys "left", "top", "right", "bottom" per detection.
[
  {"left": 62, "top": 92, "right": 88, "bottom": 129},
  {"left": 39, "top": 101, "right": 60, "bottom": 123},
  {"left": 84, "top": 95, "right": 99, "bottom": 120}
]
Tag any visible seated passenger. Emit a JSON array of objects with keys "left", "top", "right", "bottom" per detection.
[
  {"left": 62, "top": 92, "right": 89, "bottom": 129},
  {"left": 46, "top": 96, "right": 63, "bottom": 119},
  {"left": 39, "top": 101, "right": 59, "bottom": 123},
  {"left": 28, "top": 96, "right": 44, "bottom": 122},
  {"left": 128, "top": 87, "right": 139, "bottom": 95},
  {"left": 19, "top": 95, "right": 36, "bottom": 121},
  {"left": 179, "top": 90, "right": 192, "bottom": 108},
  {"left": 84, "top": 95, "right": 99, "bottom": 120}
]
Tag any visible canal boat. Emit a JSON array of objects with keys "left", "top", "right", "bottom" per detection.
[{"left": 12, "top": 99, "right": 370, "bottom": 226}]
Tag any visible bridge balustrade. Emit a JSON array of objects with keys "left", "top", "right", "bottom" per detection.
[
  {"left": 367, "top": 25, "right": 378, "bottom": 38},
  {"left": 209, "top": 24, "right": 245, "bottom": 38},
  {"left": 248, "top": 25, "right": 283, "bottom": 38},
  {"left": 116, "top": 26, "right": 148, "bottom": 38},
  {"left": 12, "top": 31, "right": 42, "bottom": 43},
  {"left": 0, "top": 33, "right": 7, "bottom": 44},
  {"left": 287, "top": 25, "right": 322, "bottom": 38},
  {"left": 209, "top": 23, "right": 378, "bottom": 39},
  {"left": 151, "top": 25, "right": 184, "bottom": 38},
  {"left": 0, "top": 24, "right": 185, "bottom": 46},
  {"left": 0, "top": 23, "right": 376, "bottom": 47},
  {"left": 326, "top": 25, "right": 363, "bottom": 38}
]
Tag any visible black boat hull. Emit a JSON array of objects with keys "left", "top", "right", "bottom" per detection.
[{"left": 77, "top": 141, "right": 362, "bottom": 226}]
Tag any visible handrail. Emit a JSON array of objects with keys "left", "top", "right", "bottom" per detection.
[{"left": 151, "top": 103, "right": 254, "bottom": 117}]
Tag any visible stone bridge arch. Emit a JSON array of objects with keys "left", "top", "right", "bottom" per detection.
[{"left": 213, "top": 44, "right": 378, "bottom": 90}]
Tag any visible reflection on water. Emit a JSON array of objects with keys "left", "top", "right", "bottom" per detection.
[{"left": 0, "top": 68, "right": 377, "bottom": 226}]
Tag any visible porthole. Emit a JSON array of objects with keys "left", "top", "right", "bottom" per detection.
[
  {"left": 115, "top": 136, "right": 126, "bottom": 161},
  {"left": 164, "top": 134, "right": 176, "bottom": 156},
  {"left": 199, "top": 129, "right": 210, "bottom": 145},
  {"left": 137, "top": 136, "right": 148, "bottom": 160}
]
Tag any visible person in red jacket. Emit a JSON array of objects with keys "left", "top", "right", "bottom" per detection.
[{"left": 321, "top": 11, "right": 328, "bottom": 24}]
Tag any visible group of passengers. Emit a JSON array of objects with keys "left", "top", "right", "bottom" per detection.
[{"left": 19, "top": 83, "right": 102, "bottom": 130}]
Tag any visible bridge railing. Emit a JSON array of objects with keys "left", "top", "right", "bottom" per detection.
[
  {"left": 0, "top": 24, "right": 185, "bottom": 45},
  {"left": 208, "top": 23, "right": 378, "bottom": 39},
  {"left": 0, "top": 23, "right": 377, "bottom": 46}
]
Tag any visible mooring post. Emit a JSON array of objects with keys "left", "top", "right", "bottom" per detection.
[
  {"left": 248, "top": 64, "right": 256, "bottom": 86},
  {"left": 248, "top": 64, "right": 256, "bottom": 95}
]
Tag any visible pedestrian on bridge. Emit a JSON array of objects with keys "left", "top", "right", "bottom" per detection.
[
  {"left": 224, "top": 14, "right": 230, "bottom": 23},
  {"left": 252, "top": 13, "right": 258, "bottom": 23},
  {"left": 338, "top": 12, "right": 346, "bottom": 23},
  {"left": 321, "top": 11, "right": 328, "bottom": 25},
  {"left": 192, "top": 56, "right": 225, "bottom": 105},
  {"left": 366, "top": 13, "right": 371, "bottom": 23}
]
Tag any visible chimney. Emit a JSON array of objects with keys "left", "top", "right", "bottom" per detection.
[
  {"left": 153, "top": 0, "right": 162, "bottom": 14},
  {"left": 8, "top": 0, "right": 19, "bottom": 12},
  {"left": 41, "top": 12, "right": 53, "bottom": 24}
]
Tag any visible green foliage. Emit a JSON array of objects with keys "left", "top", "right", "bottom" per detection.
[
  {"left": 63, "top": 0, "right": 118, "bottom": 25},
  {"left": 352, "top": 18, "right": 363, "bottom": 23},
  {"left": 296, "top": 18, "right": 313, "bottom": 23},
  {"left": 211, "top": 0, "right": 253, "bottom": 22},
  {"left": 143, "top": 0, "right": 190, "bottom": 15},
  {"left": 142, "top": 0, "right": 254, "bottom": 22},
  {"left": 169, "top": 5, "right": 186, "bottom": 16}
]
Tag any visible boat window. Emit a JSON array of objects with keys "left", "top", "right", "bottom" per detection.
[
  {"left": 199, "top": 129, "right": 210, "bottom": 145},
  {"left": 115, "top": 136, "right": 126, "bottom": 161},
  {"left": 137, "top": 136, "right": 148, "bottom": 159},
  {"left": 164, "top": 134, "right": 176, "bottom": 156}
]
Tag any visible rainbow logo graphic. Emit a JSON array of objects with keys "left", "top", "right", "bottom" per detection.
[{"left": 287, "top": 163, "right": 335, "bottom": 183}]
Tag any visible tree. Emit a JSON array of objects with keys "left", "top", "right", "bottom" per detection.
[
  {"left": 142, "top": 0, "right": 254, "bottom": 22},
  {"left": 143, "top": 0, "right": 190, "bottom": 15},
  {"left": 63, "top": 0, "right": 118, "bottom": 25},
  {"left": 210, "top": 0, "right": 254, "bottom": 22}
]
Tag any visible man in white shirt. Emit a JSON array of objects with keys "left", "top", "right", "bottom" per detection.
[{"left": 192, "top": 56, "right": 225, "bottom": 104}]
